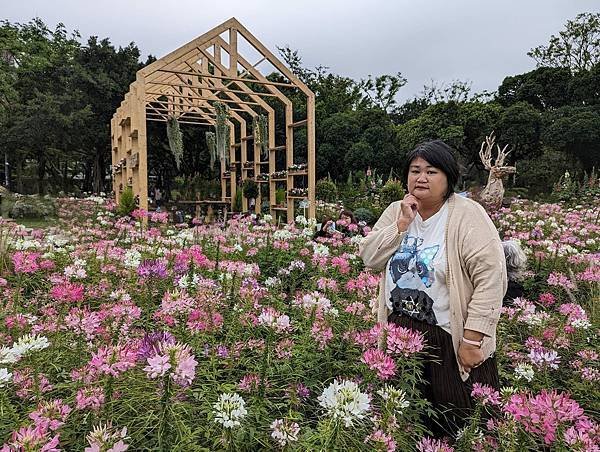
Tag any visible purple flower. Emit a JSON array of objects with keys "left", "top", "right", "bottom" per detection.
[
  {"left": 137, "top": 332, "right": 175, "bottom": 361},
  {"left": 137, "top": 259, "right": 168, "bottom": 279}
]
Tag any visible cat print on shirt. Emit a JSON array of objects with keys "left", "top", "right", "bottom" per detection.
[{"left": 389, "top": 235, "right": 440, "bottom": 325}]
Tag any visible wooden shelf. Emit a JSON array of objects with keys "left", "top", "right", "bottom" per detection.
[
  {"left": 269, "top": 145, "right": 286, "bottom": 151},
  {"left": 288, "top": 195, "right": 308, "bottom": 199},
  {"left": 271, "top": 178, "right": 287, "bottom": 182},
  {"left": 272, "top": 206, "right": 287, "bottom": 211},
  {"left": 289, "top": 171, "right": 308, "bottom": 176},
  {"left": 257, "top": 180, "right": 269, "bottom": 184}
]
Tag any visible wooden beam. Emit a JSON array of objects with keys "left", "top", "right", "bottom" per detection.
[
  {"left": 148, "top": 80, "right": 280, "bottom": 98},
  {"left": 288, "top": 119, "right": 308, "bottom": 128},
  {"left": 154, "top": 68, "right": 296, "bottom": 88},
  {"left": 146, "top": 91, "right": 262, "bottom": 107},
  {"left": 146, "top": 107, "right": 217, "bottom": 118},
  {"left": 146, "top": 117, "right": 213, "bottom": 126}
]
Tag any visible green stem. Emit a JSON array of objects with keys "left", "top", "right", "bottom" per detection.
[
  {"left": 259, "top": 334, "right": 271, "bottom": 398},
  {"left": 158, "top": 375, "right": 172, "bottom": 451}
]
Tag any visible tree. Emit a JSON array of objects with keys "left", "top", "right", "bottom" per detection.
[
  {"left": 541, "top": 105, "right": 600, "bottom": 169},
  {"left": 419, "top": 79, "right": 473, "bottom": 104},
  {"left": 528, "top": 12, "right": 600, "bottom": 72},
  {"left": 73, "top": 37, "right": 143, "bottom": 192},
  {"left": 496, "top": 102, "right": 542, "bottom": 160},
  {"left": 497, "top": 67, "right": 573, "bottom": 109},
  {"left": 358, "top": 72, "right": 407, "bottom": 113}
]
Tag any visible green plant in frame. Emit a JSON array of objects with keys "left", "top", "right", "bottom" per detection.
[
  {"left": 253, "top": 114, "right": 269, "bottom": 161},
  {"left": 206, "top": 131, "right": 217, "bottom": 170},
  {"left": 166, "top": 116, "right": 184, "bottom": 170},
  {"left": 242, "top": 178, "right": 259, "bottom": 199},
  {"left": 214, "top": 102, "right": 230, "bottom": 166}
]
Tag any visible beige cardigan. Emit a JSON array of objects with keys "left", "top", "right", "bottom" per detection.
[{"left": 358, "top": 194, "right": 507, "bottom": 381}]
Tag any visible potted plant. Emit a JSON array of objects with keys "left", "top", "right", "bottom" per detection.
[{"left": 242, "top": 179, "right": 259, "bottom": 200}]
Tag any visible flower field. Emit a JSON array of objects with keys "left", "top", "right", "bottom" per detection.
[{"left": 0, "top": 197, "right": 598, "bottom": 451}]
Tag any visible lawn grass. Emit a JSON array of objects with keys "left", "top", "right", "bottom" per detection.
[{"left": 11, "top": 217, "right": 58, "bottom": 229}]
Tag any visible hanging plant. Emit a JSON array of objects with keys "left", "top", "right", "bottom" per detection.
[
  {"left": 166, "top": 116, "right": 184, "bottom": 170},
  {"left": 214, "top": 102, "right": 230, "bottom": 166},
  {"left": 206, "top": 131, "right": 216, "bottom": 170},
  {"left": 253, "top": 114, "right": 269, "bottom": 161}
]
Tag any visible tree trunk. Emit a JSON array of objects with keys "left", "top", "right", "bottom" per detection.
[
  {"left": 37, "top": 154, "right": 46, "bottom": 195},
  {"left": 15, "top": 158, "right": 23, "bottom": 193}
]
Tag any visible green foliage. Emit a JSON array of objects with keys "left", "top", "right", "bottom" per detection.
[
  {"left": 242, "top": 178, "right": 258, "bottom": 199},
  {"left": 117, "top": 187, "right": 136, "bottom": 216},
  {"left": 316, "top": 178, "right": 338, "bottom": 202},
  {"left": 358, "top": 72, "right": 407, "bottom": 112},
  {"left": 496, "top": 102, "right": 542, "bottom": 160},
  {"left": 516, "top": 147, "right": 583, "bottom": 198},
  {"left": 528, "top": 12, "right": 600, "bottom": 71},
  {"left": 233, "top": 186, "right": 243, "bottom": 212},
  {"left": 379, "top": 179, "right": 405, "bottom": 207},
  {"left": 275, "top": 188, "right": 286, "bottom": 206},
  {"left": 166, "top": 116, "right": 184, "bottom": 169},
  {"left": 205, "top": 131, "right": 216, "bottom": 170},
  {"left": 354, "top": 207, "right": 376, "bottom": 224},
  {"left": 541, "top": 105, "right": 600, "bottom": 170},
  {"left": 253, "top": 114, "right": 269, "bottom": 161},
  {"left": 497, "top": 67, "right": 573, "bottom": 109},
  {"left": 550, "top": 167, "right": 600, "bottom": 204},
  {"left": 214, "top": 102, "right": 230, "bottom": 165},
  {"left": 3, "top": 193, "right": 57, "bottom": 219}
]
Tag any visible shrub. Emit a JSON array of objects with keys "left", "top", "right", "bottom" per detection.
[
  {"left": 234, "top": 187, "right": 243, "bottom": 211},
  {"left": 379, "top": 179, "right": 405, "bottom": 207},
  {"left": 354, "top": 207, "right": 376, "bottom": 224},
  {"left": 7, "top": 194, "right": 57, "bottom": 219},
  {"left": 242, "top": 179, "right": 259, "bottom": 199},
  {"left": 275, "top": 188, "right": 287, "bottom": 206},
  {"left": 316, "top": 179, "right": 338, "bottom": 202},
  {"left": 117, "top": 187, "right": 136, "bottom": 217}
]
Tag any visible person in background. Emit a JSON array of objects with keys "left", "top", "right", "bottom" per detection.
[
  {"left": 337, "top": 209, "right": 365, "bottom": 237},
  {"left": 359, "top": 140, "right": 506, "bottom": 437},
  {"left": 315, "top": 215, "right": 336, "bottom": 238},
  {"left": 154, "top": 187, "right": 163, "bottom": 211},
  {"left": 502, "top": 240, "right": 527, "bottom": 306}
]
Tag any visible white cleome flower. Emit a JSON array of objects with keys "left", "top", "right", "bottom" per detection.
[
  {"left": 514, "top": 363, "right": 535, "bottom": 382},
  {"left": 213, "top": 393, "right": 248, "bottom": 429},
  {"left": 123, "top": 249, "right": 141, "bottom": 269},
  {"left": 312, "top": 243, "right": 330, "bottom": 257},
  {"left": 264, "top": 277, "right": 280, "bottom": 287},
  {"left": 270, "top": 419, "right": 300, "bottom": 447},
  {"left": 11, "top": 334, "right": 50, "bottom": 357},
  {"left": 377, "top": 384, "right": 410, "bottom": 414},
  {"left": 318, "top": 379, "right": 370, "bottom": 427},
  {"left": 0, "top": 346, "right": 20, "bottom": 365},
  {"left": 0, "top": 368, "right": 12, "bottom": 387}
]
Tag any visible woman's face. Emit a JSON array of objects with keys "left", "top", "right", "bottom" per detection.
[{"left": 407, "top": 157, "right": 448, "bottom": 203}]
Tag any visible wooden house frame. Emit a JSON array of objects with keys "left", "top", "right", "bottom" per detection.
[{"left": 111, "top": 18, "right": 316, "bottom": 219}]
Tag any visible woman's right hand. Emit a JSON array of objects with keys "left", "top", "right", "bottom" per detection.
[{"left": 397, "top": 194, "right": 419, "bottom": 233}]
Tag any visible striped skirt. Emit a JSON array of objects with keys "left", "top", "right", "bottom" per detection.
[{"left": 388, "top": 312, "right": 499, "bottom": 438}]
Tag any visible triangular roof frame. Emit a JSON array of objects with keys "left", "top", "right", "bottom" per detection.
[{"left": 111, "top": 18, "right": 316, "bottom": 219}]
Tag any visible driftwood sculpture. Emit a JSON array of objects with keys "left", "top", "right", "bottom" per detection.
[{"left": 479, "top": 132, "right": 516, "bottom": 210}]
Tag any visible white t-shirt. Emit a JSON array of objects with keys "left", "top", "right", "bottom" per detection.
[{"left": 385, "top": 201, "right": 451, "bottom": 333}]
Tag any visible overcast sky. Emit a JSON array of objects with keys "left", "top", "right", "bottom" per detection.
[{"left": 3, "top": 0, "right": 598, "bottom": 101}]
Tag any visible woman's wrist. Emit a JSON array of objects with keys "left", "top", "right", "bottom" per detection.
[
  {"left": 463, "top": 329, "right": 484, "bottom": 341},
  {"left": 397, "top": 219, "right": 410, "bottom": 234}
]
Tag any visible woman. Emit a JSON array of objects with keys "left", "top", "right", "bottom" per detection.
[
  {"left": 359, "top": 140, "right": 506, "bottom": 436},
  {"left": 502, "top": 240, "right": 526, "bottom": 306}
]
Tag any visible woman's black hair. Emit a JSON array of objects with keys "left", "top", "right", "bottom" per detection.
[{"left": 404, "top": 140, "right": 459, "bottom": 199}]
